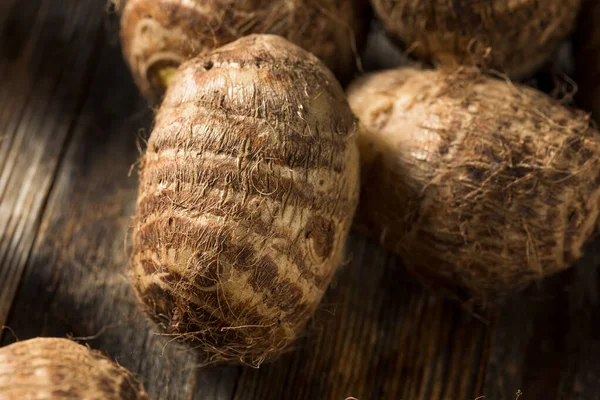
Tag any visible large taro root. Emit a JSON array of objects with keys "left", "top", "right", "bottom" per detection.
[
  {"left": 130, "top": 34, "right": 360, "bottom": 366},
  {"left": 370, "top": 0, "right": 580, "bottom": 79},
  {"left": 0, "top": 338, "right": 150, "bottom": 400},
  {"left": 120, "top": 0, "right": 367, "bottom": 103},
  {"left": 347, "top": 66, "right": 600, "bottom": 304}
]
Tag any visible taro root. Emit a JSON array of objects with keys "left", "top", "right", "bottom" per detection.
[
  {"left": 0, "top": 338, "right": 149, "bottom": 399},
  {"left": 347, "top": 67, "right": 600, "bottom": 303},
  {"left": 574, "top": 0, "right": 600, "bottom": 121},
  {"left": 370, "top": 0, "right": 580, "bottom": 79},
  {"left": 120, "top": 0, "right": 366, "bottom": 103},
  {"left": 130, "top": 34, "right": 360, "bottom": 366}
]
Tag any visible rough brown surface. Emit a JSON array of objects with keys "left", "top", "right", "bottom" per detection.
[
  {"left": 120, "top": 0, "right": 366, "bottom": 102},
  {"left": 348, "top": 67, "right": 600, "bottom": 304},
  {"left": 370, "top": 0, "right": 580, "bottom": 79},
  {"left": 574, "top": 0, "right": 600, "bottom": 121},
  {"left": 130, "top": 34, "right": 360, "bottom": 366},
  {"left": 0, "top": 338, "right": 150, "bottom": 400}
]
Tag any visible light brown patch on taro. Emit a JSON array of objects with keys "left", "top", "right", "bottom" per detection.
[
  {"left": 348, "top": 67, "right": 600, "bottom": 305},
  {"left": 0, "top": 338, "right": 149, "bottom": 399},
  {"left": 130, "top": 35, "right": 360, "bottom": 366}
]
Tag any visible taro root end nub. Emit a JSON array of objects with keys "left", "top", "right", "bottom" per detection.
[{"left": 119, "top": 0, "right": 367, "bottom": 103}]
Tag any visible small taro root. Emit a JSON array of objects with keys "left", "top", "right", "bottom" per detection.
[
  {"left": 131, "top": 34, "right": 360, "bottom": 366},
  {"left": 574, "top": 0, "right": 600, "bottom": 121},
  {"left": 370, "top": 0, "right": 580, "bottom": 79},
  {"left": 0, "top": 338, "right": 149, "bottom": 400},
  {"left": 347, "top": 67, "right": 600, "bottom": 304},
  {"left": 120, "top": 0, "right": 366, "bottom": 103}
]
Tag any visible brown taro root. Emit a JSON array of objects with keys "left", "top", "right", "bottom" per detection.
[
  {"left": 347, "top": 67, "right": 600, "bottom": 304},
  {"left": 119, "top": 0, "right": 366, "bottom": 103},
  {"left": 370, "top": 0, "right": 580, "bottom": 79},
  {"left": 574, "top": 0, "right": 600, "bottom": 121},
  {"left": 0, "top": 338, "right": 149, "bottom": 400},
  {"left": 130, "top": 34, "right": 360, "bottom": 366}
]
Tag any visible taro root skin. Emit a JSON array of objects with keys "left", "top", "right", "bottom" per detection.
[
  {"left": 348, "top": 67, "right": 600, "bottom": 303},
  {"left": 120, "top": 0, "right": 366, "bottom": 103},
  {"left": 131, "top": 34, "right": 360, "bottom": 366},
  {"left": 0, "top": 338, "right": 149, "bottom": 400},
  {"left": 370, "top": 0, "right": 580, "bottom": 79}
]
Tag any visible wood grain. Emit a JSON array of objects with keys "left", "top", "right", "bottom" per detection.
[
  {"left": 0, "top": 0, "right": 105, "bottom": 327},
  {"left": 1, "top": 1, "right": 600, "bottom": 399}
]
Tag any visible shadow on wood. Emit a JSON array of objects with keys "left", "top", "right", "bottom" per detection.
[{"left": 0, "top": 0, "right": 112, "bottom": 328}]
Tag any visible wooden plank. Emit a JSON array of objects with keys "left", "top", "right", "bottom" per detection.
[
  {"left": 0, "top": 0, "right": 26, "bottom": 47},
  {"left": 484, "top": 273, "right": 569, "bottom": 399},
  {"left": 484, "top": 239, "right": 600, "bottom": 400},
  {"left": 556, "top": 246, "right": 600, "bottom": 400},
  {"left": 0, "top": 0, "right": 105, "bottom": 327}
]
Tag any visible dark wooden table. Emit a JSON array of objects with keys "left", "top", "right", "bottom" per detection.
[{"left": 2, "top": 1, "right": 600, "bottom": 399}]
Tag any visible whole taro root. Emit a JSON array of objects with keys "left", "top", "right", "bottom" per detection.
[
  {"left": 0, "top": 338, "right": 149, "bottom": 399},
  {"left": 131, "top": 34, "right": 360, "bottom": 366},
  {"left": 120, "top": 0, "right": 366, "bottom": 103},
  {"left": 370, "top": 0, "right": 580, "bottom": 79},
  {"left": 347, "top": 67, "right": 600, "bottom": 304}
]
